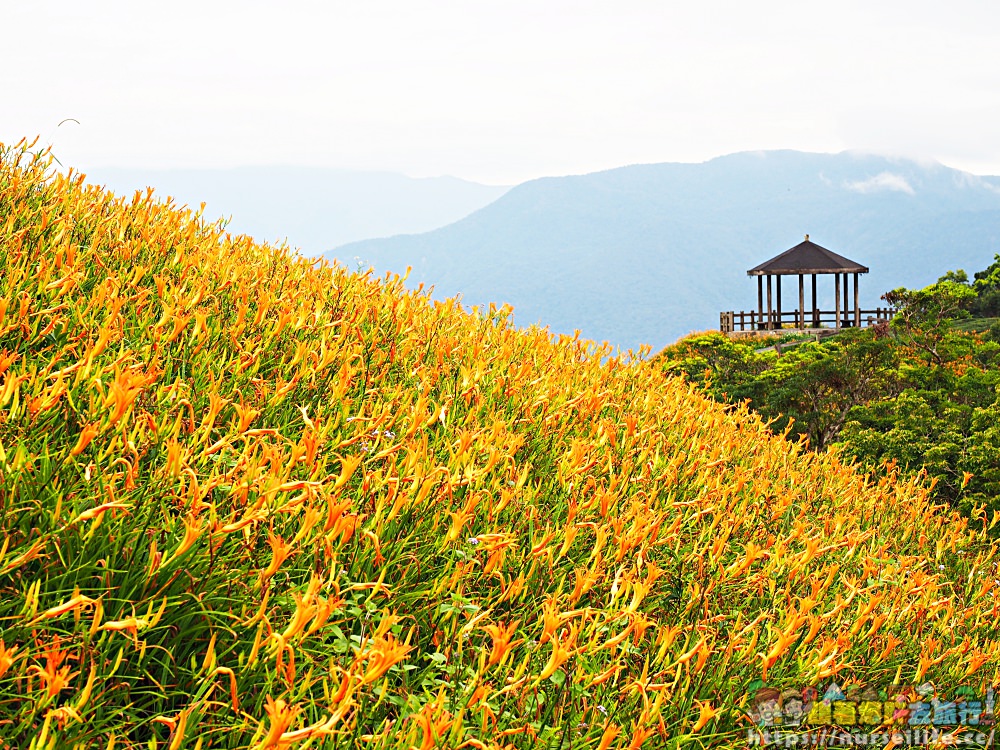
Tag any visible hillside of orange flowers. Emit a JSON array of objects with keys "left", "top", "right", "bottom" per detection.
[{"left": 1, "top": 139, "right": 998, "bottom": 748}]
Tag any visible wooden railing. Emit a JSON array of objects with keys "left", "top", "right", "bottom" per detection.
[{"left": 720, "top": 308, "right": 895, "bottom": 334}]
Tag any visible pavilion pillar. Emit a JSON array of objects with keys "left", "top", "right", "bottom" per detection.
[
  {"left": 811, "top": 274, "right": 818, "bottom": 327},
  {"left": 798, "top": 274, "right": 804, "bottom": 329},
  {"left": 840, "top": 273, "right": 845, "bottom": 326},
  {"left": 854, "top": 272, "right": 860, "bottom": 327},
  {"left": 766, "top": 274, "right": 773, "bottom": 330},
  {"left": 834, "top": 273, "right": 841, "bottom": 329},
  {"left": 847, "top": 273, "right": 852, "bottom": 326},
  {"left": 757, "top": 275, "right": 763, "bottom": 329},
  {"left": 776, "top": 275, "right": 782, "bottom": 329}
]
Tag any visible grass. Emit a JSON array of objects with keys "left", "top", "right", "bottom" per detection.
[{"left": 951, "top": 316, "right": 1000, "bottom": 334}]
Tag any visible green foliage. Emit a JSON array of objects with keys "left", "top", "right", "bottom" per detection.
[
  {"left": 838, "top": 385, "right": 1000, "bottom": 518},
  {"left": 882, "top": 280, "right": 976, "bottom": 364},
  {"left": 753, "top": 330, "right": 901, "bottom": 450},
  {"left": 938, "top": 269, "right": 969, "bottom": 285},
  {"left": 661, "top": 259, "right": 1000, "bottom": 525},
  {"left": 657, "top": 331, "right": 773, "bottom": 399},
  {"left": 971, "top": 253, "right": 1000, "bottom": 317},
  {"left": 929, "top": 257, "right": 1000, "bottom": 318},
  {"left": 660, "top": 330, "right": 901, "bottom": 450}
]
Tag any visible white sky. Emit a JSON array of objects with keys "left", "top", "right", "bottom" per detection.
[{"left": 3, "top": 0, "right": 1000, "bottom": 184}]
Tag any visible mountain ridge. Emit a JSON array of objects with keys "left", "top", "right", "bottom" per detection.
[
  {"left": 334, "top": 150, "right": 1000, "bottom": 351},
  {"left": 82, "top": 164, "right": 510, "bottom": 253}
]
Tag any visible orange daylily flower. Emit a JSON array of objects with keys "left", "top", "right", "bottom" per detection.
[
  {"left": 29, "top": 638, "right": 78, "bottom": 699},
  {"left": 691, "top": 700, "right": 720, "bottom": 731},
  {"left": 484, "top": 620, "right": 520, "bottom": 667},
  {"left": 0, "top": 639, "right": 20, "bottom": 679},
  {"left": 70, "top": 422, "right": 100, "bottom": 455},
  {"left": 358, "top": 633, "right": 412, "bottom": 685}
]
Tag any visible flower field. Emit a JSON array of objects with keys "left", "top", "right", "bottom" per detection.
[{"left": 1, "top": 139, "right": 998, "bottom": 748}]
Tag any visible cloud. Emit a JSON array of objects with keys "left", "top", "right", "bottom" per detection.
[
  {"left": 843, "top": 172, "right": 916, "bottom": 195},
  {"left": 949, "top": 169, "right": 1000, "bottom": 194}
]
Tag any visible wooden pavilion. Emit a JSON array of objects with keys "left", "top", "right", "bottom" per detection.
[{"left": 720, "top": 236, "right": 894, "bottom": 333}]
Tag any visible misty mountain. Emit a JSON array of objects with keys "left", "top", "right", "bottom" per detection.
[
  {"left": 82, "top": 166, "right": 510, "bottom": 253},
  {"left": 333, "top": 151, "right": 1000, "bottom": 352}
]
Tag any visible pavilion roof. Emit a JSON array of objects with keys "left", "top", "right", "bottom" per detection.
[{"left": 748, "top": 237, "right": 869, "bottom": 276}]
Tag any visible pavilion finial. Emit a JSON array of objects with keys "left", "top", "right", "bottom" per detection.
[{"left": 805, "top": 234, "right": 809, "bottom": 241}]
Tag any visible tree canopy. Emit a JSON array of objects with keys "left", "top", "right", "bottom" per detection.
[{"left": 657, "top": 257, "right": 1000, "bottom": 526}]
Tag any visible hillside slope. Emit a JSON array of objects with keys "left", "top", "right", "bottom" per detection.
[
  {"left": 1, "top": 141, "right": 998, "bottom": 749},
  {"left": 335, "top": 151, "right": 1000, "bottom": 351}
]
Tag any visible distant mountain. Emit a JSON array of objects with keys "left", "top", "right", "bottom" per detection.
[
  {"left": 333, "top": 151, "right": 1000, "bottom": 352},
  {"left": 82, "top": 166, "right": 510, "bottom": 253}
]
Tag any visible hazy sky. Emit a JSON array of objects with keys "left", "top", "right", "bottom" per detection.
[{"left": 4, "top": 0, "right": 1000, "bottom": 184}]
